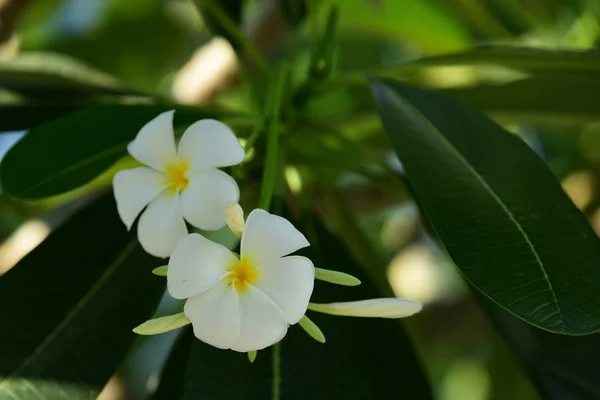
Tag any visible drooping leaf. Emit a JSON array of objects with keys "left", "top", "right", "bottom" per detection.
[
  {"left": 0, "top": 53, "right": 138, "bottom": 98},
  {"left": 0, "top": 193, "right": 165, "bottom": 399},
  {"left": 0, "top": 104, "right": 227, "bottom": 199},
  {"left": 369, "top": 78, "right": 600, "bottom": 334},
  {"left": 478, "top": 291, "right": 600, "bottom": 400},
  {"left": 182, "top": 210, "right": 433, "bottom": 399},
  {"left": 447, "top": 78, "right": 600, "bottom": 126}
]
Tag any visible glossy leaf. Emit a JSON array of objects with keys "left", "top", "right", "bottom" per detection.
[
  {"left": 370, "top": 78, "right": 600, "bottom": 334},
  {"left": 478, "top": 292, "right": 600, "bottom": 399},
  {"left": 0, "top": 193, "right": 165, "bottom": 399},
  {"left": 0, "top": 104, "right": 224, "bottom": 199},
  {"left": 181, "top": 210, "right": 433, "bottom": 399},
  {"left": 0, "top": 53, "right": 137, "bottom": 97}
]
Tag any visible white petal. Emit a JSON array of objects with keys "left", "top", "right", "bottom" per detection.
[
  {"left": 167, "top": 233, "right": 237, "bottom": 299},
  {"left": 178, "top": 119, "right": 245, "bottom": 171},
  {"left": 112, "top": 167, "right": 167, "bottom": 230},
  {"left": 127, "top": 110, "right": 178, "bottom": 171},
  {"left": 184, "top": 279, "right": 241, "bottom": 349},
  {"left": 137, "top": 192, "right": 187, "bottom": 258},
  {"left": 180, "top": 169, "right": 240, "bottom": 231},
  {"left": 241, "top": 209, "right": 310, "bottom": 266},
  {"left": 254, "top": 256, "right": 315, "bottom": 324},
  {"left": 230, "top": 285, "right": 288, "bottom": 352}
]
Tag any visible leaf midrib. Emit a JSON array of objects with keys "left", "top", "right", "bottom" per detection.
[
  {"left": 0, "top": 239, "right": 138, "bottom": 392},
  {"left": 385, "top": 86, "right": 565, "bottom": 331}
]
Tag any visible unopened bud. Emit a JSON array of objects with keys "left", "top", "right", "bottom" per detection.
[
  {"left": 314, "top": 268, "right": 361, "bottom": 286},
  {"left": 152, "top": 265, "right": 168, "bottom": 276},
  {"left": 225, "top": 203, "right": 245, "bottom": 238},
  {"left": 247, "top": 350, "right": 257, "bottom": 363},
  {"left": 308, "top": 298, "right": 422, "bottom": 319},
  {"left": 133, "top": 312, "right": 190, "bottom": 335},
  {"left": 298, "top": 315, "right": 326, "bottom": 343}
]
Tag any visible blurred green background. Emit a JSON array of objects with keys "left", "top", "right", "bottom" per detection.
[{"left": 1, "top": 0, "right": 600, "bottom": 399}]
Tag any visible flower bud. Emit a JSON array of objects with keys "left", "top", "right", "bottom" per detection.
[
  {"left": 298, "top": 315, "right": 326, "bottom": 343},
  {"left": 308, "top": 298, "right": 422, "bottom": 319},
  {"left": 133, "top": 312, "right": 190, "bottom": 335},
  {"left": 225, "top": 203, "right": 245, "bottom": 238},
  {"left": 247, "top": 350, "right": 257, "bottom": 363},
  {"left": 314, "top": 267, "right": 361, "bottom": 286}
]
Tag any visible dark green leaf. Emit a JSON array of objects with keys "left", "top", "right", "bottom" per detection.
[
  {"left": 478, "top": 291, "right": 600, "bottom": 399},
  {"left": 447, "top": 78, "right": 600, "bottom": 126},
  {"left": 183, "top": 210, "right": 433, "bottom": 399},
  {"left": 369, "top": 78, "right": 600, "bottom": 334},
  {"left": 150, "top": 330, "right": 193, "bottom": 400},
  {"left": 0, "top": 193, "right": 165, "bottom": 399},
  {"left": 0, "top": 53, "right": 139, "bottom": 98},
  {"left": 0, "top": 104, "right": 224, "bottom": 199}
]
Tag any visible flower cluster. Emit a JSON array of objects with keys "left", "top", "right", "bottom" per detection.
[{"left": 114, "top": 111, "right": 423, "bottom": 354}]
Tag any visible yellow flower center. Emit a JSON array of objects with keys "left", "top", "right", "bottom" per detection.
[
  {"left": 227, "top": 257, "right": 259, "bottom": 293},
  {"left": 165, "top": 159, "right": 190, "bottom": 192}
]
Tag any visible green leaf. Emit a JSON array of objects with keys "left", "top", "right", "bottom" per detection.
[
  {"left": 0, "top": 104, "right": 223, "bottom": 199},
  {"left": 369, "top": 78, "right": 600, "bottom": 334},
  {"left": 447, "top": 78, "right": 600, "bottom": 126},
  {"left": 386, "top": 45, "right": 600, "bottom": 75},
  {"left": 0, "top": 193, "right": 165, "bottom": 399},
  {"left": 150, "top": 330, "right": 193, "bottom": 400},
  {"left": 0, "top": 53, "right": 138, "bottom": 98},
  {"left": 181, "top": 211, "right": 432, "bottom": 399},
  {"left": 478, "top": 291, "right": 600, "bottom": 399}
]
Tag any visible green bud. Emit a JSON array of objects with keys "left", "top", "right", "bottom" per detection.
[
  {"left": 298, "top": 315, "right": 326, "bottom": 343},
  {"left": 248, "top": 350, "right": 257, "bottom": 363},
  {"left": 133, "top": 312, "right": 190, "bottom": 335},
  {"left": 152, "top": 265, "right": 168, "bottom": 276},
  {"left": 314, "top": 267, "right": 361, "bottom": 286}
]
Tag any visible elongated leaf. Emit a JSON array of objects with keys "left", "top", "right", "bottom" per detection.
[
  {"left": 447, "top": 78, "right": 600, "bottom": 126},
  {"left": 370, "top": 78, "right": 600, "bottom": 334},
  {"left": 386, "top": 45, "right": 600, "bottom": 75},
  {"left": 0, "top": 104, "right": 224, "bottom": 199},
  {"left": 182, "top": 210, "right": 432, "bottom": 399},
  {"left": 0, "top": 193, "right": 165, "bottom": 399},
  {"left": 478, "top": 291, "right": 600, "bottom": 399},
  {"left": 0, "top": 53, "right": 137, "bottom": 97}
]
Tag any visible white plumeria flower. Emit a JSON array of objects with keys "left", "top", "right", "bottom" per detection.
[
  {"left": 113, "top": 110, "right": 245, "bottom": 258},
  {"left": 167, "top": 209, "right": 315, "bottom": 352}
]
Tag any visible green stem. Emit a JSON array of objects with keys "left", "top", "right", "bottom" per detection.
[
  {"left": 271, "top": 342, "right": 282, "bottom": 400},
  {"left": 194, "top": 0, "right": 268, "bottom": 73},
  {"left": 259, "top": 63, "right": 289, "bottom": 210}
]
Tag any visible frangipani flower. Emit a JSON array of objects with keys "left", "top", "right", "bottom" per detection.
[
  {"left": 113, "top": 111, "right": 245, "bottom": 257},
  {"left": 167, "top": 209, "right": 315, "bottom": 352}
]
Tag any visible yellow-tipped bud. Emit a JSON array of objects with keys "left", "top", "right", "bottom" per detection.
[
  {"left": 152, "top": 265, "right": 168, "bottom": 276},
  {"left": 314, "top": 268, "right": 361, "bottom": 286},
  {"left": 248, "top": 350, "right": 257, "bottom": 363},
  {"left": 133, "top": 312, "right": 190, "bottom": 335},
  {"left": 298, "top": 315, "right": 326, "bottom": 343},
  {"left": 308, "top": 298, "right": 422, "bottom": 319},
  {"left": 225, "top": 203, "right": 245, "bottom": 238}
]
